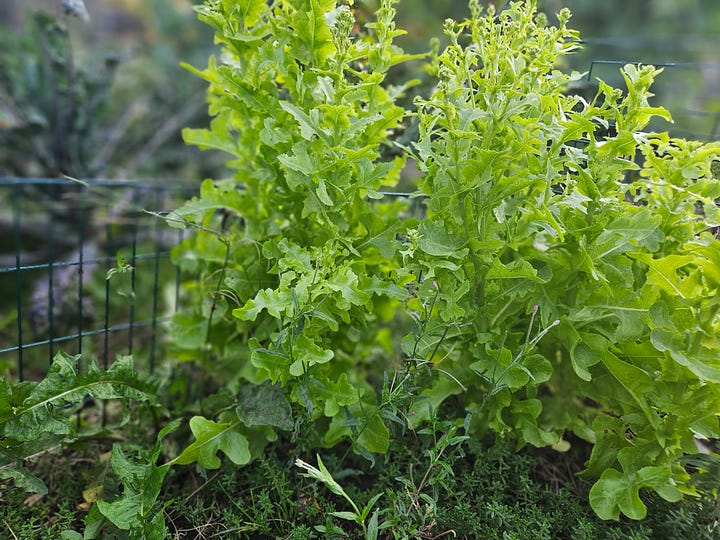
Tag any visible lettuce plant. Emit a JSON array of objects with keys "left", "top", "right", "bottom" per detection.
[{"left": 167, "top": 0, "right": 720, "bottom": 521}]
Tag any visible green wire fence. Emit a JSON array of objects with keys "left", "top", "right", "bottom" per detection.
[
  {"left": 0, "top": 177, "right": 193, "bottom": 382},
  {"left": 582, "top": 56, "right": 720, "bottom": 141}
]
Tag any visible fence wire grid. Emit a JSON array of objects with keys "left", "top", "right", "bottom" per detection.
[{"left": 0, "top": 177, "right": 193, "bottom": 381}]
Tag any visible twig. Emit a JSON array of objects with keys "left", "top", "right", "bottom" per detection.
[
  {"left": 90, "top": 101, "right": 147, "bottom": 173},
  {"left": 430, "top": 530, "right": 457, "bottom": 539},
  {"left": 3, "top": 520, "right": 19, "bottom": 540},
  {"left": 184, "top": 470, "right": 222, "bottom": 501},
  {"left": 0, "top": 444, "right": 63, "bottom": 471},
  {"left": 119, "top": 91, "right": 206, "bottom": 177}
]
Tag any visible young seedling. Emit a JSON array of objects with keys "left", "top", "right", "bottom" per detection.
[{"left": 296, "top": 455, "right": 382, "bottom": 540}]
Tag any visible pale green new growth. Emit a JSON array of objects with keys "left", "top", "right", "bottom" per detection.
[{"left": 296, "top": 455, "right": 383, "bottom": 540}]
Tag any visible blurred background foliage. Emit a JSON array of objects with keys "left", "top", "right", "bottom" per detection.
[
  {"left": 0, "top": 0, "right": 225, "bottom": 179},
  {"left": 0, "top": 0, "right": 718, "bottom": 181}
]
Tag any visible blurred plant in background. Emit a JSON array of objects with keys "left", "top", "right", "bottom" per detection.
[
  {"left": 0, "top": 0, "right": 225, "bottom": 179},
  {"left": 0, "top": 10, "right": 117, "bottom": 177}
]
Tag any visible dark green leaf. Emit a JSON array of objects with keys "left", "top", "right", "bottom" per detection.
[
  {"left": 236, "top": 382, "right": 293, "bottom": 430},
  {"left": 171, "top": 415, "right": 251, "bottom": 469}
]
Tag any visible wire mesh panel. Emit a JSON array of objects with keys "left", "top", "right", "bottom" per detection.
[
  {"left": 0, "top": 177, "right": 192, "bottom": 382},
  {"left": 570, "top": 34, "right": 720, "bottom": 142}
]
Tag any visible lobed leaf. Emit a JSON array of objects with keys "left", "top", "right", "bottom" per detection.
[{"left": 171, "top": 416, "right": 251, "bottom": 469}]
